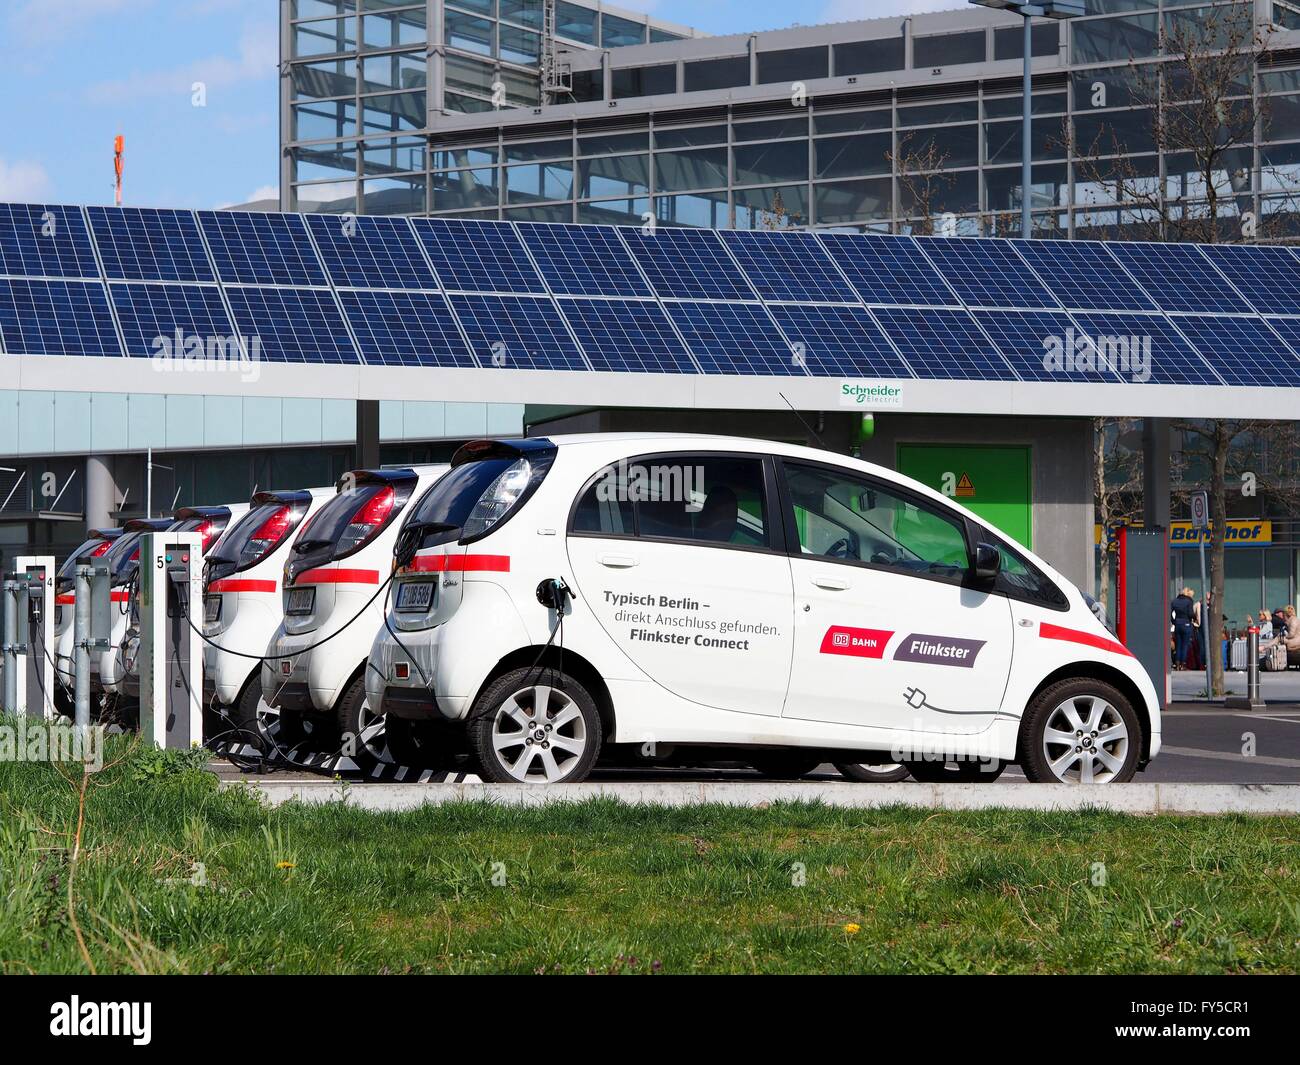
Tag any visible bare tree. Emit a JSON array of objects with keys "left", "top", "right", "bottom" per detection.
[
  {"left": 1093, "top": 418, "right": 1144, "bottom": 611},
  {"left": 889, "top": 132, "right": 956, "bottom": 236}
]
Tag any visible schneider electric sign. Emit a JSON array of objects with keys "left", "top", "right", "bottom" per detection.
[{"left": 839, "top": 381, "right": 905, "bottom": 408}]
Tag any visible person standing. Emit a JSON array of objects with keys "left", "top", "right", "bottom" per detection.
[{"left": 1171, "top": 587, "right": 1195, "bottom": 669}]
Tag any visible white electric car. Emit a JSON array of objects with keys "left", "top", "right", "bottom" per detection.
[
  {"left": 202, "top": 487, "right": 333, "bottom": 742},
  {"left": 52, "top": 529, "right": 122, "bottom": 703},
  {"left": 261, "top": 464, "right": 449, "bottom": 764},
  {"left": 96, "top": 516, "right": 181, "bottom": 698},
  {"left": 368, "top": 435, "right": 1161, "bottom": 785},
  {"left": 110, "top": 504, "right": 248, "bottom": 699}
]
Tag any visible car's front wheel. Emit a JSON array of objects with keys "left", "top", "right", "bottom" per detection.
[
  {"left": 467, "top": 668, "right": 602, "bottom": 783},
  {"left": 1018, "top": 678, "right": 1140, "bottom": 784}
]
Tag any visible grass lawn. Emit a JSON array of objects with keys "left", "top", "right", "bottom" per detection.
[{"left": 2, "top": 735, "right": 1299, "bottom": 974}]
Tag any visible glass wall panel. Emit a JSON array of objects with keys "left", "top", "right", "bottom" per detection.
[
  {"left": 985, "top": 118, "right": 1066, "bottom": 164},
  {"left": 654, "top": 124, "right": 729, "bottom": 149},
  {"left": 1071, "top": 14, "right": 1159, "bottom": 64},
  {"left": 363, "top": 136, "right": 424, "bottom": 175},
  {"left": 814, "top": 178, "right": 892, "bottom": 224},
  {"left": 734, "top": 116, "right": 808, "bottom": 142},
  {"left": 294, "top": 99, "right": 356, "bottom": 140},
  {"left": 612, "top": 64, "right": 677, "bottom": 99},
  {"left": 363, "top": 174, "right": 426, "bottom": 214},
  {"left": 294, "top": 140, "right": 359, "bottom": 183},
  {"left": 505, "top": 161, "right": 576, "bottom": 203},
  {"left": 578, "top": 154, "right": 650, "bottom": 198},
  {"left": 577, "top": 197, "right": 652, "bottom": 224},
  {"left": 685, "top": 56, "right": 750, "bottom": 92},
  {"left": 293, "top": 181, "right": 358, "bottom": 213},
  {"left": 292, "top": 57, "right": 357, "bottom": 101},
  {"left": 361, "top": 91, "right": 425, "bottom": 132},
  {"left": 815, "top": 132, "right": 891, "bottom": 178},
  {"left": 834, "top": 36, "right": 904, "bottom": 75},
  {"left": 556, "top": 1, "right": 597, "bottom": 44},
  {"left": 434, "top": 167, "right": 501, "bottom": 210},
  {"left": 757, "top": 46, "right": 829, "bottom": 84},
  {"left": 500, "top": 25, "right": 540, "bottom": 64},
  {"left": 501, "top": 0, "right": 543, "bottom": 29},
  {"left": 733, "top": 185, "right": 809, "bottom": 229},
  {"left": 446, "top": 9, "right": 493, "bottom": 55},
  {"left": 361, "top": 50, "right": 425, "bottom": 91},
  {"left": 655, "top": 146, "right": 728, "bottom": 192},
  {"left": 814, "top": 108, "right": 892, "bottom": 135},
  {"left": 913, "top": 31, "right": 985, "bottom": 68},
  {"left": 994, "top": 23, "right": 1059, "bottom": 61},
  {"left": 602, "top": 14, "right": 646, "bottom": 48},
  {"left": 294, "top": 17, "right": 357, "bottom": 57},
  {"left": 655, "top": 190, "right": 730, "bottom": 228},
  {"left": 734, "top": 140, "right": 809, "bottom": 185}
]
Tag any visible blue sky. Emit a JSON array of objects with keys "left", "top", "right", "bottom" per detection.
[{"left": 0, "top": 0, "right": 954, "bottom": 209}]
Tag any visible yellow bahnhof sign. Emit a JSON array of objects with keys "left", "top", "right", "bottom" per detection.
[{"left": 1095, "top": 520, "right": 1273, "bottom": 546}]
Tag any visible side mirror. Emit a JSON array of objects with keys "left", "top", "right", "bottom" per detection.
[{"left": 972, "top": 541, "right": 1001, "bottom": 581}]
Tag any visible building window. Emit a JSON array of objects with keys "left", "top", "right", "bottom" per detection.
[
  {"left": 361, "top": 51, "right": 425, "bottom": 91},
  {"left": 814, "top": 108, "right": 892, "bottom": 135},
  {"left": 1070, "top": 14, "right": 1160, "bottom": 65},
  {"left": 815, "top": 132, "right": 891, "bottom": 179},
  {"left": 834, "top": 36, "right": 904, "bottom": 76},
  {"left": 612, "top": 64, "right": 678, "bottom": 99},
  {"left": 655, "top": 190, "right": 729, "bottom": 228},
  {"left": 446, "top": 10, "right": 493, "bottom": 56},
  {"left": 361, "top": 91, "right": 425, "bottom": 134},
  {"left": 293, "top": 140, "right": 358, "bottom": 183},
  {"left": 565, "top": 69, "right": 603, "bottom": 102},
  {"left": 293, "top": 16, "right": 356, "bottom": 58},
  {"left": 579, "top": 131, "right": 649, "bottom": 156},
  {"left": 651, "top": 28, "right": 686, "bottom": 44},
  {"left": 993, "top": 23, "right": 1060, "bottom": 62},
  {"left": 733, "top": 116, "right": 808, "bottom": 142},
  {"left": 555, "top": 1, "right": 597, "bottom": 44},
  {"left": 898, "top": 100, "right": 978, "bottom": 127},
  {"left": 363, "top": 174, "right": 427, "bottom": 215},
  {"left": 757, "top": 46, "right": 829, "bottom": 85},
  {"left": 294, "top": 99, "right": 356, "bottom": 140},
  {"left": 602, "top": 13, "right": 646, "bottom": 48},
  {"left": 579, "top": 154, "right": 650, "bottom": 198},
  {"left": 913, "top": 31, "right": 986, "bottom": 68},
  {"left": 734, "top": 140, "right": 810, "bottom": 186},
  {"left": 435, "top": 166, "right": 501, "bottom": 211},
  {"left": 654, "top": 124, "right": 729, "bottom": 149},
  {"left": 814, "top": 178, "right": 893, "bottom": 225},
  {"left": 361, "top": 9, "right": 425, "bottom": 51},
  {"left": 500, "top": 25, "right": 540, "bottom": 64},
  {"left": 984, "top": 92, "right": 1068, "bottom": 118},
  {"left": 364, "top": 136, "right": 425, "bottom": 175},
  {"left": 684, "top": 56, "right": 750, "bottom": 92},
  {"left": 655, "top": 146, "right": 729, "bottom": 192},
  {"left": 500, "top": 0, "right": 543, "bottom": 30},
  {"left": 733, "top": 185, "right": 809, "bottom": 229},
  {"left": 577, "top": 197, "right": 652, "bottom": 224},
  {"left": 504, "top": 137, "right": 572, "bottom": 163},
  {"left": 506, "top": 161, "right": 575, "bottom": 203}
]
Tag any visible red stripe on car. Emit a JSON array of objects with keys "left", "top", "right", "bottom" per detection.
[
  {"left": 208, "top": 578, "right": 277, "bottom": 594},
  {"left": 1039, "top": 621, "right": 1133, "bottom": 658},
  {"left": 407, "top": 554, "right": 510, "bottom": 573},
  {"left": 297, "top": 568, "right": 380, "bottom": 585}
]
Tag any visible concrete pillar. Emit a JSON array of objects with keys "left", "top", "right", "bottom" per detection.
[
  {"left": 84, "top": 455, "right": 117, "bottom": 531},
  {"left": 1142, "top": 418, "right": 1171, "bottom": 530},
  {"left": 356, "top": 400, "right": 381, "bottom": 471}
]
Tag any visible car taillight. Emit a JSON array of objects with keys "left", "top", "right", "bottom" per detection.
[
  {"left": 239, "top": 504, "right": 299, "bottom": 568},
  {"left": 194, "top": 520, "right": 217, "bottom": 552},
  {"left": 336, "top": 486, "right": 395, "bottom": 554},
  {"left": 463, "top": 458, "right": 532, "bottom": 539},
  {"left": 89, "top": 540, "right": 113, "bottom": 557}
]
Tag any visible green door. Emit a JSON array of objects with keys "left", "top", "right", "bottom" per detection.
[{"left": 896, "top": 444, "right": 1033, "bottom": 550}]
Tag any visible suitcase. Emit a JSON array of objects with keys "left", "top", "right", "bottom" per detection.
[
  {"left": 1230, "top": 638, "right": 1249, "bottom": 671},
  {"left": 1261, "top": 643, "right": 1289, "bottom": 672}
]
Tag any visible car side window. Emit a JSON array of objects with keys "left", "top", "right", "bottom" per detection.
[
  {"left": 573, "top": 453, "right": 770, "bottom": 549},
  {"left": 988, "top": 533, "right": 1069, "bottom": 609},
  {"left": 783, "top": 461, "right": 969, "bottom": 581}
]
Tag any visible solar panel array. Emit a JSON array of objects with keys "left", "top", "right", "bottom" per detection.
[{"left": 4, "top": 201, "right": 1300, "bottom": 388}]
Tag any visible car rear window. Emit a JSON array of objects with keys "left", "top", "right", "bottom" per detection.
[{"left": 408, "top": 458, "right": 516, "bottom": 532}]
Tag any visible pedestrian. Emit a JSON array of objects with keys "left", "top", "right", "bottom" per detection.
[
  {"left": 1258, "top": 610, "right": 1274, "bottom": 640},
  {"left": 1260, "top": 605, "right": 1300, "bottom": 659},
  {"left": 1171, "top": 587, "right": 1195, "bottom": 669}
]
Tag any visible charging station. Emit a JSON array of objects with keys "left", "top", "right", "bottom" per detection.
[
  {"left": 138, "top": 532, "right": 204, "bottom": 748},
  {"left": 1115, "top": 524, "right": 1171, "bottom": 709},
  {"left": 137, "top": 533, "right": 202, "bottom": 749},
  {"left": 13, "top": 556, "right": 55, "bottom": 719}
]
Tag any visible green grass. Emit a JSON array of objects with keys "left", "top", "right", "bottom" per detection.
[{"left": 2, "top": 733, "right": 1299, "bottom": 974}]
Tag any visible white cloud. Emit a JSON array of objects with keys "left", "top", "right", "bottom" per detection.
[
  {"left": 822, "top": 0, "right": 961, "bottom": 20},
  {"left": 85, "top": 22, "right": 276, "bottom": 104},
  {"left": 0, "top": 158, "right": 52, "bottom": 201},
  {"left": 214, "top": 184, "right": 279, "bottom": 210}
]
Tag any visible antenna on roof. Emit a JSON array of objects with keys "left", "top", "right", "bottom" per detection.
[
  {"left": 113, "top": 135, "right": 124, "bottom": 207},
  {"left": 777, "top": 392, "right": 828, "bottom": 451}
]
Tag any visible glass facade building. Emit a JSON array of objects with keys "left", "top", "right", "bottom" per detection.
[{"left": 281, "top": 1, "right": 1300, "bottom": 239}]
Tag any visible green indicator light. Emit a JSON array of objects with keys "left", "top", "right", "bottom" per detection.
[{"left": 165, "top": 554, "right": 173, "bottom": 563}]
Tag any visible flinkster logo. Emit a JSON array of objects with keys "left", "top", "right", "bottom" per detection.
[{"left": 893, "top": 632, "right": 985, "bottom": 668}]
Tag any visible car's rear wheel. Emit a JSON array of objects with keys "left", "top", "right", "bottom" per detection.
[
  {"left": 468, "top": 668, "right": 602, "bottom": 783},
  {"left": 748, "top": 753, "right": 823, "bottom": 780},
  {"left": 334, "top": 673, "right": 388, "bottom": 770},
  {"left": 1019, "top": 678, "right": 1140, "bottom": 784},
  {"left": 834, "top": 761, "right": 910, "bottom": 783},
  {"left": 903, "top": 758, "right": 1006, "bottom": 783}
]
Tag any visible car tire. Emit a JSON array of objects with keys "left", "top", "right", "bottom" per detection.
[
  {"left": 1018, "top": 677, "right": 1141, "bottom": 784},
  {"left": 748, "top": 753, "right": 823, "bottom": 780},
  {"left": 903, "top": 758, "right": 1006, "bottom": 783},
  {"left": 334, "top": 673, "right": 386, "bottom": 770},
  {"left": 229, "top": 677, "right": 312, "bottom": 752},
  {"left": 834, "top": 761, "right": 911, "bottom": 783},
  {"left": 467, "top": 668, "right": 602, "bottom": 784}
]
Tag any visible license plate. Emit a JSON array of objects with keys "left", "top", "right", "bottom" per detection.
[
  {"left": 395, "top": 580, "right": 435, "bottom": 612},
  {"left": 286, "top": 587, "right": 316, "bottom": 616},
  {"left": 204, "top": 595, "right": 221, "bottom": 623}
]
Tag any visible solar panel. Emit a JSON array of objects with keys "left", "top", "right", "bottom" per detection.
[
  {"left": 913, "top": 237, "right": 1060, "bottom": 310},
  {"left": 338, "top": 290, "right": 475, "bottom": 368},
  {"left": 972, "top": 310, "right": 1120, "bottom": 383},
  {"left": 1071, "top": 312, "right": 1221, "bottom": 385},
  {"left": 721, "top": 230, "right": 858, "bottom": 304},
  {"left": 412, "top": 218, "right": 546, "bottom": 294},
  {"left": 665, "top": 301, "right": 803, "bottom": 376},
  {"left": 768, "top": 304, "right": 914, "bottom": 378},
  {"left": 816, "top": 233, "right": 958, "bottom": 307},
  {"left": 109, "top": 283, "right": 235, "bottom": 359},
  {"left": 1176, "top": 315, "right": 1300, "bottom": 387},
  {"left": 306, "top": 214, "right": 438, "bottom": 289},
  {"left": 0, "top": 278, "right": 121, "bottom": 357},
  {"left": 223, "top": 286, "right": 359, "bottom": 363},
  {"left": 1198, "top": 244, "right": 1300, "bottom": 316},
  {"left": 0, "top": 203, "right": 99, "bottom": 278},
  {"left": 87, "top": 207, "right": 215, "bottom": 282},
  {"left": 1010, "top": 239, "right": 1157, "bottom": 312},
  {"left": 1257, "top": 317, "right": 1300, "bottom": 377},
  {"left": 517, "top": 222, "right": 652, "bottom": 297},
  {"left": 198, "top": 211, "right": 328, "bottom": 287},
  {"left": 619, "top": 227, "right": 758, "bottom": 301},
  {"left": 556, "top": 298, "right": 696, "bottom": 374},
  {"left": 449, "top": 293, "right": 587, "bottom": 371},
  {"left": 869, "top": 307, "right": 1018, "bottom": 380},
  {"left": 1107, "top": 242, "right": 1250, "bottom": 314}
]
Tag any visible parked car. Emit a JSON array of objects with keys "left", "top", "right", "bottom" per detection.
[
  {"left": 52, "top": 529, "right": 122, "bottom": 705},
  {"left": 96, "top": 517, "right": 180, "bottom": 697},
  {"left": 368, "top": 435, "right": 1161, "bottom": 785},
  {"left": 261, "top": 465, "right": 450, "bottom": 767},
  {"left": 203, "top": 488, "right": 333, "bottom": 745}
]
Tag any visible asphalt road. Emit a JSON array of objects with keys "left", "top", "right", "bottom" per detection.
[{"left": 210, "top": 702, "right": 1300, "bottom": 786}]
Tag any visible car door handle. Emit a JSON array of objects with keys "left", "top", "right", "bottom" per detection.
[
  {"left": 598, "top": 554, "right": 638, "bottom": 568},
  {"left": 811, "top": 575, "right": 851, "bottom": 590}
]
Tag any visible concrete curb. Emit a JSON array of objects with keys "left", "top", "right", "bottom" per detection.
[{"left": 222, "top": 779, "right": 1300, "bottom": 815}]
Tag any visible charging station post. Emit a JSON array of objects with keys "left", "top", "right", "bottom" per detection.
[
  {"left": 2, "top": 573, "right": 20, "bottom": 715},
  {"left": 14, "top": 556, "right": 55, "bottom": 719},
  {"left": 138, "top": 531, "right": 204, "bottom": 749},
  {"left": 73, "top": 560, "right": 113, "bottom": 732}
]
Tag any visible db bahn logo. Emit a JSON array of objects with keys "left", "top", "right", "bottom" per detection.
[{"left": 820, "top": 626, "right": 893, "bottom": 658}]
